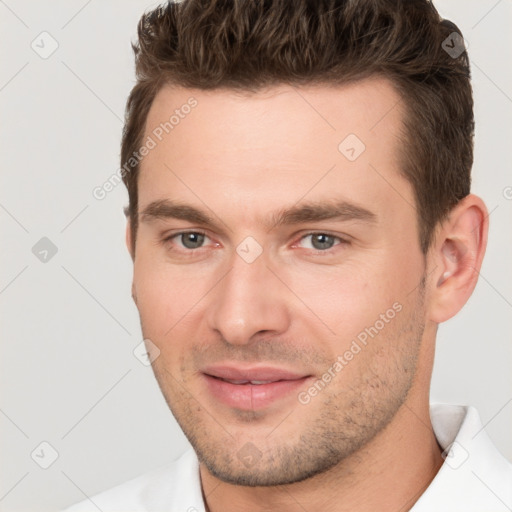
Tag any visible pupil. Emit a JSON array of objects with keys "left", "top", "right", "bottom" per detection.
[
  {"left": 312, "top": 234, "right": 334, "bottom": 250},
  {"left": 183, "top": 233, "right": 204, "bottom": 249}
]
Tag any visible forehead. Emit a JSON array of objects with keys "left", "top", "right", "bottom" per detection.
[
  {"left": 138, "top": 77, "right": 413, "bottom": 231},
  {"left": 144, "top": 77, "right": 404, "bottom": 158}
]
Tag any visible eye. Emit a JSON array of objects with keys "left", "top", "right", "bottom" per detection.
[
  {"left": 297, "top": 233, "right": 345, "bottom": 251},
  {"left": 168, "top": 231, "right": 210, "bottom": 250}
]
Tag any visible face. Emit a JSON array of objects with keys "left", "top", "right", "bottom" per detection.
[{"left": 129, "top": 77, "right": 429, "bottom": 486}]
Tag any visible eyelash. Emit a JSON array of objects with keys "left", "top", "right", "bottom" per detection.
[{"left": 162, "top": 230, "right": 349, "bottom": 254}]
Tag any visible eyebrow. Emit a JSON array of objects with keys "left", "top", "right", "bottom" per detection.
[{"left": 139, "top": 198, "right": 377, "bottom": 231}]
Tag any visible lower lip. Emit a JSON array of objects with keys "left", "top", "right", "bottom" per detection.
[{"left": 203, "top": 374, "right": 311, "bottom": 410}]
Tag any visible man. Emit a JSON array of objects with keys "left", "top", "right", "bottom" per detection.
[{"left": 65, "top": 0, "right": 512, "bottom": 510}]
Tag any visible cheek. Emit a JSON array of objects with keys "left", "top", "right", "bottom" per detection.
[
  {"left": 133, "top": 247, "right": 223, "bottom": 344},
  {"left": 286, "top": 261, "right": 402, "bottom": 340},
  {"left": 283, "top": 254, "right": 418, "bottom": 342},
  {"left": 133, "top": 256, "right": 192, "bottom": 336}
]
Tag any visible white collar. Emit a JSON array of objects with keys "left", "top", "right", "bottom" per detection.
[
  {"left": 166, "top": 403, "right": 512, "bottom": 512},
  {"left": 411, "top": 403, "right": 512, "bottom": 511}
]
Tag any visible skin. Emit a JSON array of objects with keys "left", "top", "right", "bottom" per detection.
[{"left": 126, "top": 77, "right": 488, "bottom": 512}]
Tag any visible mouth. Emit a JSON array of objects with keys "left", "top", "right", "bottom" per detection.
[
  {"left": 212, "top": 377, "right": 285, "bottom": 385},
  {"left": 201, "top": 365, "right": 312, "bottom": 410}
]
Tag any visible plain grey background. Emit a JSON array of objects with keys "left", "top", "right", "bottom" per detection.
[{"left": 0, "top": 1, "right": 511, "bottom": 511}]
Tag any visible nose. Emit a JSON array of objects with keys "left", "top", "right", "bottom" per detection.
[{"left": 206, "top": 249, "right": 291, "bottom": 346}]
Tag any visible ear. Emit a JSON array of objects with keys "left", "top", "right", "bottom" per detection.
[
  {"left": 125, "top": 218, "right": 138, "bottom": 305},
  {"left": 427, "top": 194, "right": 488, "bottom": 323},
  {"left": 125, "top": 217, "right": 135, "bottom": 261}
]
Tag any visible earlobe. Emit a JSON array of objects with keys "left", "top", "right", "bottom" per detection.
[{"left": 429, "top": 194, "right": 488, "bottom": 323}]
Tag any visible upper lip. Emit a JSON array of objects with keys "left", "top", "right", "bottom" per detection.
[{"left": 202, "top": 364, "right": 309, "bottom": 382}]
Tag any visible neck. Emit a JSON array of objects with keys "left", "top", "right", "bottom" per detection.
[{"left": 199, "top": 393, "right": 444, "bottom": 512}]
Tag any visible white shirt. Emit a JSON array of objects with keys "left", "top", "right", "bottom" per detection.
[{"left": 63, "top": 403, "right": 512, "bottom": 511}]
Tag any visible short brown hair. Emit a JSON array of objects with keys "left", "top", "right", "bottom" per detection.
[{"left": 121, "top": 0, "right": 473, "bottom": 254}]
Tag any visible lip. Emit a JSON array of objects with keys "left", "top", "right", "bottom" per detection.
[
  {"left": 201, "top": 364, "right": 312, "bottom": 410},
  {"left": 202, "top": 364, "right": 308, "bottom": 382}
]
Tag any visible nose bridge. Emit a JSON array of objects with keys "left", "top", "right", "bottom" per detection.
[{"left": 207, "top": 247, "right": 289, "bottom": 345}]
